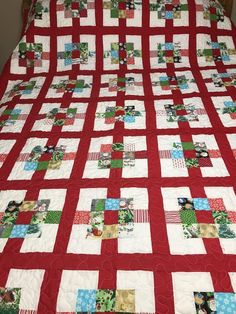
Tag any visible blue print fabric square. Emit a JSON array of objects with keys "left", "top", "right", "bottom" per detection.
[
  {"left": 193, "top": 198, "right": 210, "bottom": 210},
  {"left": 11, "top": 109, "right": 21, "bottom": 115},
  {"left": 165, "top": 11, "right": 173, "bottom": 19},
  {"left": 65, "top": 43, "right": 73, "bottom": 51},
  {"left": 10, "top": 225, "right": 29, "bottom": 238},
  {"left": 160, "top": 76, "right": 168, "bottom": 82},
  {"left": 111, "top": 50, "right": 119, "bottom": 58},
  {"left": 124, "top": 116, "right": 135, "bottom": 123},
  {"left": 24, "top": 161, "right": 38, "bottom": 171},
  {"left": 179, "top": 83, "right": 188, "bottom": 90},
  {"left": 171, "top": 150, "right": 184, "bottom": 159},
  {"left": 224, "top": 101, "right": 235, "bottom": 107},
  {"left": 22, "top": 89, "right": 32, "bottom": 95},
  {"left": 215, "top": 292, "right": 236, "bottom": 314},
  {"left": 65, "top": 59, "right": 73, "bottom": 66},
  {"left": 74, "top": 88, "right": 83, "bottom": 93},
  {"left": 105, "top": 198, "right": 120, "bottom": 210},
  {"left": 76, "top": 289, "right": 96, "bottom": 312},
  {"left": 221, "top": 55, "right": 230, "bottom": 62},
  {"left": 165, "top": 43, "right": 174, "bottom": 51},
  {"left": 211, "top": 42, "right": 220, "bottom": 49}
]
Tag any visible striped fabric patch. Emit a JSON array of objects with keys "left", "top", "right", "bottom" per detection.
[{"left": 165, "top": 211, "right": 182, "bottom": 223}]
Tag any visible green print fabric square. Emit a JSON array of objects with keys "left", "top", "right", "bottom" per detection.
[
  {"left": 112, "top": 143, "right": 124, "bottom": 151},
  {"left": 0, "top": 225, "right": 14, "bottom": 238},
  {"left": 160, "top": 80, "right": 169, "bottom": 86},
  {"left": 180, "top": 209, "right": 197, "bottom": 225},
  {"left": 212, "top": 210, "right": 231, "bottom": 225},
  {"left": 105, "top": 111, "right": 115, "bottom": 118},
  {"left": 0, "top": 288, "right": 21, "bottom": 314},
  {"left": 91, "top": 199, "right": 106, "bottom": 212},
  {"left": 37, "top": 161, "right": 49, "bottom": 171},
  {"left": 111, "top": 159, "right": 123, "bottom": 168},
  {"left": 218, "top": 224, "right": 236, "bottom": 238},
  {"left": 203, "top": 49, "right": 213, "bottom": 56},
  {"left": 45, "top": 211, "right": 62, "bottom": 224},
  {"left": 30, "top": 211, "right": 48, "bottom": 225},
  {"left": 118, "top": 209, "right": 134, "bottom": 224},
  {"left": 185, "top": 158, "right": 199, "bottom": 168},
  {"left": 96, "top": 289, "right": 116, "bottom": 312},
  {"left": 111, "top": 9, "right": 119, "bottom": 18},
  {"left": 182, "top": 142, "right": 195, "bottom": 150}
]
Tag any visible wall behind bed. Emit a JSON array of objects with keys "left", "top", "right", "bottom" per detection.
[
  {"left": 0, "top": 0, "right": 22, "bottom": 73},
  {"left": 232, "top": 0, "right": 236, "bottom": 26}
]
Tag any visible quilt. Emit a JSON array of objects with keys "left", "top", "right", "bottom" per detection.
[{"left": 0, "top": 0, "right": 236, "bottom": 313}]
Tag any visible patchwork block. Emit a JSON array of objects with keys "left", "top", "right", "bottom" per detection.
[
  {"left": 151, "top": 71, "right": 198, "bottom": 95},
  {"left": 163, "top": 187, "right": 236, "bottom": 254},
  {"left": 103, "top": 35, "right": 142, "bottom": 70},
  {"left": 8, "top": 138, "right": 79, "bottom": 180},
  {"left": 155, "top": 97, "right": 211, "bottom": 129},
  {"left": 150, "top": 0, "right": 189, "bottom": 27},
  {"left": 150, "top": 34, "right": 189, "bottom": 68},
  {"left": 57, "top": 270, "right": 155, "bottom": 313},
  {"left": 46, "top": 75, "right": 93, "bottom": 98},
  {"left": 158, "top": 135, "right": 229, "bottom": 177},
  {"left": 94, "top": 100, "right": 145, "bottom": 131},
  {"left": 212, "top": 96, "right": 236, "bottom": 127},
  {"left": 11, "top": 36, "right": 50, "bottom": 74},
  {"left": 197, "top": 34, "right": 236, "bottom": 67},
  {"left": 0, "top": 269, "right": 45, "bottom": 313},
  {"left": 67, "top": 187, "right": 151, "bottom": 254},
  {"left": 83, "top": 136, "right": 148, "bottom": 178},
  {"left": 195, "top": 0, "right": 232, "bottom": 29},
  {"left": 100, "top": 73, "right": 144, "bottom": 97},
  {"left": 29, "top": 0, "right": 50, "bottom": 27},
  {"left": 173, "top": 272, "right": 236, "bottom": 313},
  {"left": 32, "top": 102, "right": 88, "bottom": 132},
  {"left": 201, "top": 69, "right": 236, "bottom": 92},
  {"left": 56, "top": 0, "right": 96, "bottom": 27},
  {"left": 0, "top": 104, "right": 32, "bottom": 133},
  {"left": 103, "top": 0, "right": 142, "bottom": 27},
  {"left": 0, "top": 189, "right": 66, "bottom": 252},
  {"left": 57, "top": 35, "right": 96, "bottom": 71},
  {"left": 0, "top": 77, "right": 45, "bottom": 105}
]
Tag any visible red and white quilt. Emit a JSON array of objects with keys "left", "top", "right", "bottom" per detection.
[{"left": 0, "top": 0, "right": 236, "bottom": 313}]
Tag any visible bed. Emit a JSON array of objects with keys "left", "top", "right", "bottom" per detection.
[{"left": 0, "top": 0, "right": 236, "bottom": 313}]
